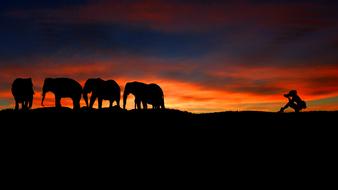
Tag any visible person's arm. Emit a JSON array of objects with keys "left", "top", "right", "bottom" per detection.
[{"left": 284, "top": 93, "right": 291, "bottom": 101}]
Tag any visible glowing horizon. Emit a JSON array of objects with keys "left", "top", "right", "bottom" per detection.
[
  {"left": 1, "top": 57, "right": 338, "bottom": 113},
  {"left": 1, "top": 0, "right": 338, "bottom": 113}
]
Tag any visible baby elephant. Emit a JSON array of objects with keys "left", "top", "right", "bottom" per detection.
[{"left": 11, "top": 78, "right": 34, "bottom": 110}]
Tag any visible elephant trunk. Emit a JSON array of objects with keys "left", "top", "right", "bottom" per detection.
[
  {"left": 83, "top": 92, "right": 89, "bottom": 107},
  {"left": 41, "top": 91, "right": 46, "bottom": 106},
  {"left": 83, "top": 83, "right": 91, "bottom": 108},
  {"left": 123, "top": 92, "right": 128, "bottom": 109}
]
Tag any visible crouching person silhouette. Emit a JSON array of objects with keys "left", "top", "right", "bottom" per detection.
[{"left": 279, "top": 90, "right": 307, "bottom": 113}]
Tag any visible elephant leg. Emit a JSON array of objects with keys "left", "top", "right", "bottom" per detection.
[
  {"left": 28, "top": 96, "right": 33, "bottom": 109},
  {"left": 22, "top": 101, "right": 28, "bottom": 110},
  {"left": 142, "top": 101, "right": 147, "bottom": 109},
  {"left": 109, "top": 100, "right": 113, "bottom": 108},
  {"left": 25, "top": 100, "right": 29, "bottom": 109},
  {"left": 55, "top": 96, "right": 62, "bottom": 108},
  {"left": 98, "top": 98, "right": 103, "bottom": 109},
  {"left": 73, "top": 99, "right": 80, "bottom": 110},
  {"left": 89, "top": 95, "right": 96, "bottom": 108},
  {"left": 134, "top": 98, "right": 138, "bottom": 109},
  {"left": 135, "top": 99, "right": 141, "bottom": 109},
  {"left": 116, "top": 98, "right": 120, "bottom": 108},
  {"left": 28, "top": 101, "right": 32, "bottom": 109},
  {"left": 15, "top": 100, "right": 19, "bottom": 110}
]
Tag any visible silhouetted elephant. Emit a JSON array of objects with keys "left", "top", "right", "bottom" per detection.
[
  {"left": 83, "top": 78, "right": 121, "bottom": 109},
  {"left": 123, "top": 81, "right": 165, "bottom": 110},
  {"left": 41, "top": 78, "right": 82, "bottom": 109},
  {"left": 11, "top": 78, "right": 34, "bottom": 110}
]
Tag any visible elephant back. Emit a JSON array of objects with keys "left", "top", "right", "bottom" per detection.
[
  {"left": 49, "top": 78, "right": 82, "bottom": 95},
  {"left": 146, "top": 83, "right": 164, "bottom": 104},
  {"left": 60, "top": 78, "right": 82, "bottom": 92},
  {"left": 87, "top": 79, "right": 120, "bottom": 94},
  {"left": 99, "top": 80, "right": 120, "bottom": 98},
  {"left": 83, "top": 78, "right": 101, "bottom": 93},
  {"left": 105, "top": 80, "right": 120, "bottom": 91},
  {"left": 147, "top": 84, "right": 163, "bottom": 96}
]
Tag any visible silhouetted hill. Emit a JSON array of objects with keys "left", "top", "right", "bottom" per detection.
[
  {"left": 1, "top": 108, "right": 337, "bottom": 158},
  {"left": 1, "top": 107, "right": 337, "bottom": 130}
]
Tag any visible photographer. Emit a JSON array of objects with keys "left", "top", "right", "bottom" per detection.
[{"left": 279, "top": 90, "right": 307, "bottom": 113}]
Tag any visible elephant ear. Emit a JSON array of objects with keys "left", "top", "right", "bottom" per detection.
[{"left": 29, "top": 78, "right": 33, "bottom": 85}]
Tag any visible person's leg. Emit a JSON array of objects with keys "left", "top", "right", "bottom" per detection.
[
  {"left": 280, "top": 102, "right": 291, "bottom": 112},
  {"left": 289, "top": 102, "right": 300, "bottom": 112}
]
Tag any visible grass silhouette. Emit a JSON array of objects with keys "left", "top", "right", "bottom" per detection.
[
  {"left": 1, "top": 107, "right": 337, "bottom": 154},
  {"left": 1, "top": 107, "right": 336, "bottom": 130}
]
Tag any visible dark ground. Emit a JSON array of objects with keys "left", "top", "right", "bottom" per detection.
[
  {"left": 1, "top": 107, "right": 337, "bottom": 127},
  {"left": 1, "top": 107, "right": 337, "bottom": 154},
  {"left": 1, "top": 107, "right": 337, "bottom": 135},
  {"left": 1, "top": 107, "right": 336, "bottom": 180},
  {"left": 1, "top": 107, "right": 336, "bottom": 161}
]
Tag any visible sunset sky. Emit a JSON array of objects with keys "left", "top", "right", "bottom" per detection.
[{"left": 1, "top": 0, "right": 338, "bottom": 112}]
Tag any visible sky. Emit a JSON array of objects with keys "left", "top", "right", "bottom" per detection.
[{"left": 1, "top": 0, "right": 338, "bottom": 112}]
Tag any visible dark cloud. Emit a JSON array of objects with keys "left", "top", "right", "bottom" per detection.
[
  {"left": 0, "top": 0, "right": 88, "bottom": 11},
  {"left": 0, "top": 16, "right": 215, "bottom": 60},
  {"left": 3, "top": 0, "right": 338, "bottom": 66}
]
